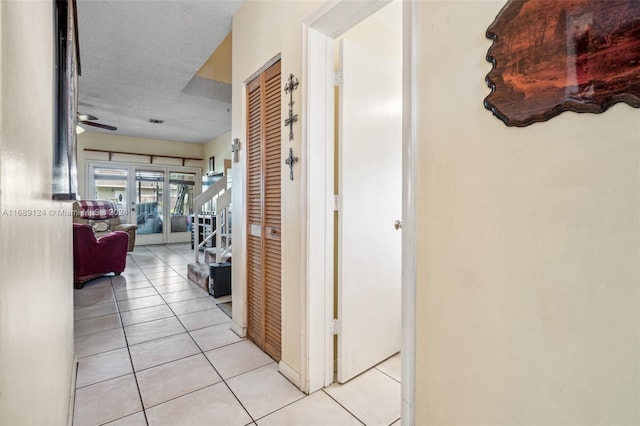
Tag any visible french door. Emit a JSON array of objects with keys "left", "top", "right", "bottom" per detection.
[{"left": 88, "top": 162, "right": 201, "bottom": 245}]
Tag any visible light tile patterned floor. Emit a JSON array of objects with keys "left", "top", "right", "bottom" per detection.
[{"left": 73, "top": 244, "right": 401, "bottom": 426}]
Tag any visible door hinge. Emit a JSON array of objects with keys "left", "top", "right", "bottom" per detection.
[
  {"left": 331, "top": 318, "right": 341, "bottom": 335},
  {"left": 333, "top": 194, "right": 340, "bottom": 211},
  {"left": 333, "top": 70, "right": 343, "bottom": 86}
]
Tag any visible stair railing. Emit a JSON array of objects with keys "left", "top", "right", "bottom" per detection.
[
  {"left": 193, "top": 175, "right": 228, "bottom": 263},
  {"left": 215, "top": 186, "right": 233, "bottom": 264}
]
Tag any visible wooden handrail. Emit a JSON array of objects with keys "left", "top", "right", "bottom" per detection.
[
  {"left": 193, "top": 175, "right": 229, "bottom": 263},
  {"left": 193, "top": 175, "right": 227, "bottom": 214}
]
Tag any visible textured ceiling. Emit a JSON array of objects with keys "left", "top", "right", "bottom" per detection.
[{"left": 76, "top": 0, "right": 244, "bottom": 144}]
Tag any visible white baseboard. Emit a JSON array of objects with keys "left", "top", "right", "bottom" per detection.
[
  {"left": 67, "top": 354, "right": 78, "bottom": 426},
  {"left": 279, "top": 360, "right": 303, "bottom": 391},
  {"left": 229, "top": 320, "right": 246, "bottom": 338}
]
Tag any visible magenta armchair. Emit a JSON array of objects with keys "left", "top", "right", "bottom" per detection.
[
  {"left": 73, "top": 223, "right": 129, "bottom": 288},
  {"left": 72, "top": 200, "right": 137, "bottom": 252}
]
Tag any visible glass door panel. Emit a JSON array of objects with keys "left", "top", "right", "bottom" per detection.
[
  {"left": 134, "top": 169, "right": 164, "bottom": 244},
  {"left": 168, "top": 172, "right": 195, "bottom": 243},
  {"left": 92, "top": 167, "right": 129, "bottom": 222}
]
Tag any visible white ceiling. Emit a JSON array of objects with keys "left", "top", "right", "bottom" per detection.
[{"left": 76, "top": 0, "right": 244, "bottom": 144}]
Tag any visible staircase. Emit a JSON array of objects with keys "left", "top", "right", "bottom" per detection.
[{"left": 187, "top": 174, "right": 232, "bottom": 292}]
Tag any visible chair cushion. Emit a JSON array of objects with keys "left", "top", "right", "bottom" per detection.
[{"left": 88, "top": 219, "right": 110, "bottom": 232}]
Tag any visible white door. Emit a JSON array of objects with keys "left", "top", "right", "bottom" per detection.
[
  {"left": 132, "top": 168, "right": 165, "bottom": 245},
  {"left": 337, "top": 13, "right": 403, "bottom": 383}
]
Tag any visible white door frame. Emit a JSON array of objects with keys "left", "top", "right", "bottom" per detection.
[{"left": 301, "top": 0, "right": 417, "bottom": 424}]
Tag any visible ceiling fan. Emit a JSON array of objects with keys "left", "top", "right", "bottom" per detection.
[{"left": 77, "top": 113, "right": 117, "bottom": 131}]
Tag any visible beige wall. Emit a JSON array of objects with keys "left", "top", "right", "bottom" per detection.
[
  {"left": 231, "top": 1, "right": 639, "bottom": 420},
  {"left": 415, "top": 1, "right": 640, "bottom": 424},
  {"left": 231, "top": 0, "right": 324, "bottom": 378},
  {"left": 78, "top": 132, "right": 204, "bottom": 198},
  {"left": 203, "top": 131, "right": 232, "bottom": 174},
  {"left": 0, "top": 1, "right": 75, "bottom": 424},
  {"left": 197, "top": 32, "right": 233, "bottom": 85}
]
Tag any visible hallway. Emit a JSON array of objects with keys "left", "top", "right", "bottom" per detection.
[{"left": 73, "top": 244, "right": 401, "bottom": 425}]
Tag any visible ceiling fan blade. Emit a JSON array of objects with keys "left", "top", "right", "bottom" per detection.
[{"left": 82, "top": 121, "right": 118, "bottom": 131}]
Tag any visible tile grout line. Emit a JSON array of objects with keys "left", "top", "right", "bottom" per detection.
[
  {"left": 75, "top": 324, "right": 123, "bottom": 339},
  {"left": 78, "top": 244, "right": 394, "bottom": 426},
  {"left": 173, "top": 303, "right": 256, "bottom": 424},
  {"left": 76, "top": 370, "right": 131, "bottom": 391},
  {"left": 122, "top": 307, "right": 224, "bottom": 328},
  {"left": 130, "top": 248, "right": 256, "bottom": 424},
  {"left": 249, "top": 390, "right": 307, "bottom": 424},
  {"left": 175, "top": 302, "right": 254, "bottom": 419},
  {"left": 375, "top": 367, "right": 402, "bottom": 384},
  {"left": 116, "top": 258, "right": 152, "bottom": 426},
  {"left": 139, "top": 382, "right": 224, "bottom": 412},
  {"left": 143, "top": 246, "right": 306, "bottom": 425},
  {"left": 75, "top": 310, "right": 120, "bottom": 325},
  {"left": 320, "top": 388, "right": 368, "bottom": 426},
  {"left": 89, "top": 249, "right": 235, "bottom": 423},
  {"left": 139, "top": 247, "right": 183, "bottom": 280},
  {"left": 116, "top": 305, "right": 229, "bottom": 354}
]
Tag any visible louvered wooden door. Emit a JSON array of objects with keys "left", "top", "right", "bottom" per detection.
[{"left": 246, "top": 61, "right": 282, "bottom": 361}]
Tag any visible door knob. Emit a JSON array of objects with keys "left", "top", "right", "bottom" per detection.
[{"left": 394, "top": 220, "right": 402, "bottom": 230}]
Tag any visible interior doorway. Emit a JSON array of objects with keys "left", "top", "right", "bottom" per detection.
[
  {"left": 334, "top": 0, "right": 403, "bottom": 383},
  {"left": 303, "top": 0, "right": 416, "bottom": 423}
]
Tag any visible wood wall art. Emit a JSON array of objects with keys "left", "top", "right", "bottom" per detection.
[{"left": 485, "top": 0, "right": 640, "bottom": 127}]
